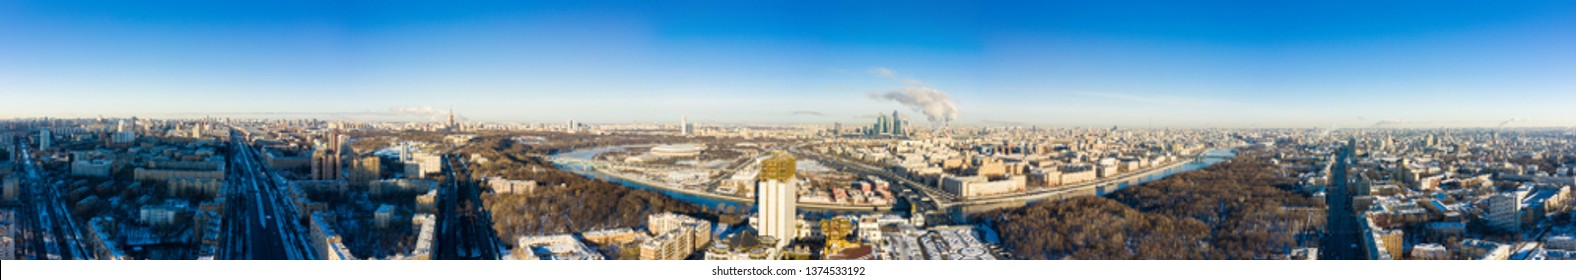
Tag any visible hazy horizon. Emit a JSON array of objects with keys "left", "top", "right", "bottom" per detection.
[{"left": 4, "top": 1, "right": 1574, "bottom": 128}]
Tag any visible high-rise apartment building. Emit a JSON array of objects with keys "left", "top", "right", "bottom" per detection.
[
  {"left": 311, "top": 143, "right": 342, "bottom": 180},
  {"left": 1486, "top": 193, "right": 1521, "bottom": 232},
  {"left": 757, "top": 151, "right": 796, "bottom": 182},
  {"left": 680, "top": 115, "right": 692, "bottom": 136},
  {"left": 350, "top": 155, "right": 381, "bottom": 187},
  {"left": 755, "top": 151, "right": 798, "bottom": 247},
  {"left": 891, "top": 110, "right": 903, "bottom": 136},
  {"left": 865, "top": 112, "right": 908, "bottom": 137},
  {"left": 38, "top": 128, "right": 50, "bottom": 150},
  {"left": 447, "top": 107, "right": 458, "bottom": 132}
]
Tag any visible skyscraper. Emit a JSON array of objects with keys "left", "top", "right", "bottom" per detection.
[
  {"left": 400, "top": 141, "right": 412, "bottom": 163},
  {"left": 875, "top": 114, "right": 889, "bottom": 135},
  {"left": 680, "top": 115, "right": 692, "bottom": 136},
  {"left": 447, "top": 106, "right": 458, "bottom": 132},
  {"left": 755, "top": 151, "right": 798, "bottom": 247},
  {"left": 38, "top": 128, "right": 50, "bottom": 150},
  {"left": 758, "top": 150, "right": 796, "bottom": 182},
  {"left": 891, "top": 110, "right": 903, "bottom": 136},
  {"left": 350, "top": 155, "right": 381, "bottom": 188},
  {"left": 311, "top": 141, "right": 343, "bottom": 181}
]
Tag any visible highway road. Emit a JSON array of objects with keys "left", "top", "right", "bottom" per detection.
[
  {"left": 1319, "top": 141, "right": 1363, "bottom": 260},
  {"left": 433, "top": 154, "right": 502, "bottom": 260},
  {"left": 13, "top": 138, "right": 92, "bottom": 260},
  {"left": 218, "top": 130, "right": 316, "bottom": 260}
]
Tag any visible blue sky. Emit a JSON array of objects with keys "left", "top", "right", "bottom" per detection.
[{"left": 3, "top": 1, "right": 1573, "bottom": 128}]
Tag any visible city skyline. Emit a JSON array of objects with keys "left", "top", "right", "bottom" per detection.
[{"left": 4, "top": 1, "right": 1575, "bottom": 128}]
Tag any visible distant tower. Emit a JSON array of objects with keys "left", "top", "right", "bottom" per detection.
[
  {"left": 681, "top": 115, "right": 692, "bottom": 136},
  {"left": 38, "top": 128, "right": 51, "bottom": 150},
  {"left": 891, "top": 111, "right": 902, "bottom": 136},
  {"left": 336, "top": 134, "right": 351, "bottom": 153},
  {"left": 876, "top": 114, "right": 889, "bottom": 135},
  {"left": 447, "top": 106, "right": 457, "bottom": 132},
  {"left": 755, "top": 151, "right": 798, "bottom": 247},
  {"left": 5, "top": 135, "right": 16, "bottom": 162},
  {"left": 566, "top": 119, "right": 576, "bottom": 133},
  {"left": 400, "top": 141, "right": 412, "bottom": 162}
]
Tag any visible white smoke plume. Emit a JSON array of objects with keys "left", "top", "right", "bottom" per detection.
[
  {"left": 389, "top": 106, "right": 464, "bottom": 121},
  {"left": 791, "top": 110, "right": 825, "bottom": 117},
  {"left": 1318, "top": 122, "right": 1338, "bottom": 137},
  {"left": 1372, "top": 119, "right": 1407, "bottom": 128},
  {"left": 868, "top": 87, "right": 960, "bottom": 124},
  {"left": 1498, "top": 118, "right": 1531, "bottom": 128}
]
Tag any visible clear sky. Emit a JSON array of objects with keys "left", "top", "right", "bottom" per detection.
[{"left": 3, "top": 0, "right": 1573, "bottom": 128}]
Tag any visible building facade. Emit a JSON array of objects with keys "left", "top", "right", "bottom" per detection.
[
  {"left": 349, "top": 155, "right": 381, "bottom": 188},
  {"left": 1485, "top": 193, "right": 1521, "bottom": 232},
  {"left": 756, "top": 151, "right": 798, "bottom": 247}
]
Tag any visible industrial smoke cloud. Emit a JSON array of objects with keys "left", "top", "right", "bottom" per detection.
[
  {"left": 791, "top": 110, "right": 826, "bottom": 117},
  {"left": 1499, "top": 118, "right": 1530, "bottom": 127},
  {"left": 389, "top": 106, "right": 464, "bottom": 121},
  {"left": 868, "top": 87, "right": 960, "bottom": 123}
]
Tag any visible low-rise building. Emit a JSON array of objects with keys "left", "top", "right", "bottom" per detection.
[
  {"left": 1059, "top": 165, "right": 1097, "bottom": 185},
  {"left": 1546, "top": 235, "right": 1576, "bottom": 251},
  {"left": 262, "top": 148, "right": 311, "bottom": 170},
  {"left": 373, "top": 204, "right": 397, "bottom": 229},
  {"left": 516, "top": 234, "right": 603, "bottom": 260},
  {"left": 940, "top": 175, "right": 1026, "bottom": 198},
  {"left": 1411, "top": 243, "right": 1449, "bottom": 260},
  {"left": 134, "top": 167, "right": 224, "bottom": 182},
  {"left": 487, "top": 177, "right": 538, "bottom": 194},
  {"left": 1458, "top": 239, "right": 1511, "bottom": 260},
  {"left": 139, "top": 205, "right": 180, "bottom": 226},
  {"left": 70, "top": 158, "right": 114, "bottom": 177},
  {"left": 640, "top": 228, "right": 694, "bottom": 260},
  {"left": 581, "top": 228, "right": 641, "bottom": 245},
  {"left": 404, "top": 214, "right": 436, "bottom": 260},
  {"left": 167, "top": 178, "right": 223, "bottom": 199},
  {"left": 917, "top": 226, "right": 996, "bottom": 260},
  {"left": 705, "top": 230, "right": 780, "bottom": 260},
  {"left": 370, "top": 179, "right": 437, "bottom": 197},
  {"left": 309, "top": 213, "right": 357, "bottom": 260},
  {"left": 406, "top": 153, "right": 442, "bottom": 179},
  {"left": 647, "top": 213, "right": 712, "bottom": 249}
]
